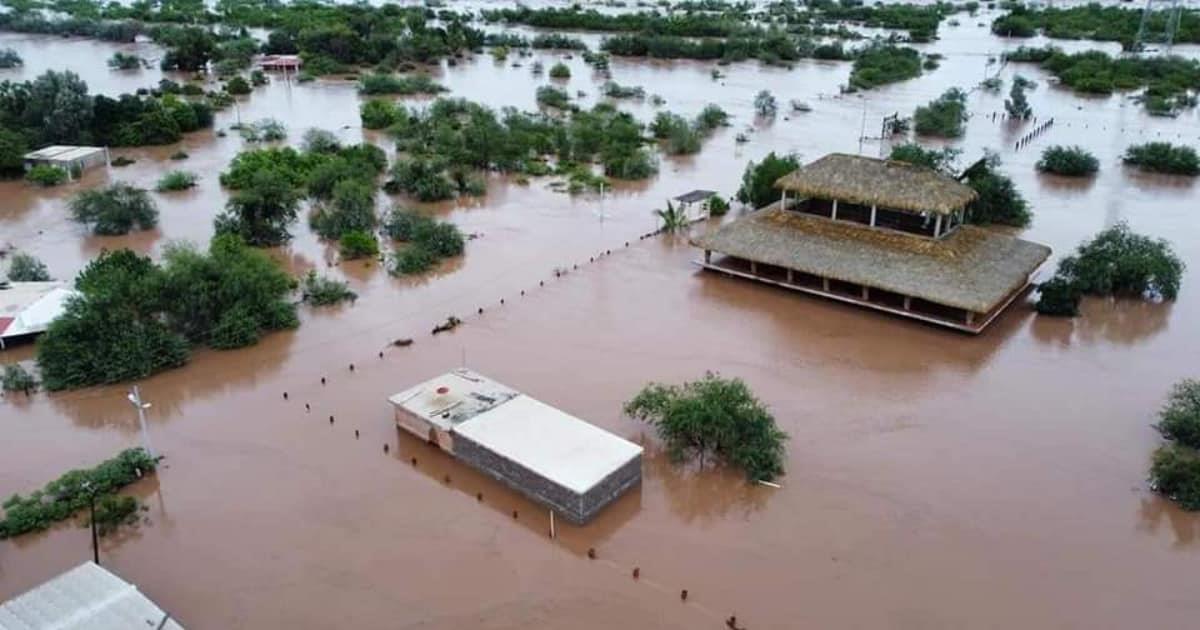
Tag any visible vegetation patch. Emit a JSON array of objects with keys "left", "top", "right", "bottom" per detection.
[
  {"left": 914, "top": 88, "right": 968, "bottom": 138},
  {"left": 300, "top": 270, "right": 357, "bottom": 306},
  {"left": 0, "top": 448, "right": 156, "bottom": 539},
  {"left": 1150, "top": 379, "right": 1200, "bottom": 511},
  {"left": 156, "top": 170, "right": 198, "bottom": 191},
  {"left": 358, "top": 73, "right": 445, "bottom": 96},
  {"left": 37, "top": 237, "right": 298, "bottom": 389},
  {"left": 6, "top": 252, "right": 51, "bottom": 281},
  {"left": 2, "top": 364, "right": 38, "bottom": 394},
  {"left": 991, "top": 5, "right": 1200, "bottom": 47},
  {"left": 69, "top": 183, "right": 159, "bottom": 235},
  {"left": 1122, "top": 142, "right": 1199, "bottom": 176},
  {"left": 25, "top": 165, "right": 68, "bottom": 187},
  {"left": 1036, "top": 145, "right": 1099, "bottom": 177},
  {"left": 624, "top": 373, "right": 788, "bottom": 483},
  {"left": 1036, "top": 223, "right": 1184, "bottom": 316},
  {"left": 383, "top": 207, "right": 465, "bottom": 276},
  {"left": 737, "top": 152, "right": 800, "bottom": 208},
  {"left": 848, "top": 45, "right": 922, "bottom": 90}
]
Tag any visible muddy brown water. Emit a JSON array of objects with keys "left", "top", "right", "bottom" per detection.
[{"left": 2, "top": 12, "right": 1200, "bottom": 629}]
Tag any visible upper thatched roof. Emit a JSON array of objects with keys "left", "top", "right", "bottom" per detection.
[
  {"left": 774, "top": 153, "right": 977, "bottom": 215},
  {"left": 691, "top": 206, "right": 1051, "bottom": 313}
]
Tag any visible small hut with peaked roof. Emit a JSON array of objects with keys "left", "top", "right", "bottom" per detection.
[{"left": 692, "top": 153, "right": 1050, "bottom": 333}]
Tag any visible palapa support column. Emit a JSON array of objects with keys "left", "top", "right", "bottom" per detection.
[
  {"left": 903, "top": 296, "right": 912, "bottom": 311},
  {"left": 822, "top": 277, "right": 830, "bottom": 292},
  {"left": 861, "top": 286, "right": 869, "bottom": 301},
  {"left": 831, "top": 199, "right": 839, "bottom": 221},
  {"left": 786, "top": 268, "right": 794, "bottom": 284},
  {"left": 749, "top": 261, "right": 757, "bottom": 275},
  {"left": 869, "top": 204, "right": 877, "bottom": 227},
  {"left": 704, "top": 249, "right": 711, "bottom": 264}
]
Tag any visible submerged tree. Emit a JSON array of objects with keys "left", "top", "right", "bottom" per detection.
[
  {"left": 69, "top": 183, "right": 159, "bottom": 235},
  {"left": 624, "top": 373, "right": 788, "bottom": 482},
  {"left": 6, "top": 252, "right": 51, "bottom": 281},
  {"left": 1150, "top": 380, "right": 1200, "bottom": 511},
  {"left": 753, "top": 89, "right": 778, "bottom": 118},
  {"left": 736, "top": 152, "right": 800, "bottom": 209},
  {"left": 914, "top": 88, "right": 968, "bottom": 138},
  {"left": 214, "top": 169, "right": 302, "bottom": 246},
  {"left": 1004, "top": 75, "right": 1033, "bottom": 120}
]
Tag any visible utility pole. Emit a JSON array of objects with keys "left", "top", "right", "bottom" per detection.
[
  {"left": 82, "top": 481, "right": 99, "bottom": 565},
  {"left": 128, "top": 385, "right": 155, "bottom": 459}
]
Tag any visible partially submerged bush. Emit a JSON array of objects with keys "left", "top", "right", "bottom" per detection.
[
  {"left": 155, "top": 170, "right": 198, "bottom": 191},
  {"left": 536, "top": 85, "right": 571, "bottom": 109},
  {"left": 358, "top": 73, "right": 444, "bottom": 95},
  {"left": 6, "top": 252, "right": 50, "bottom": 281},
  {"left": 1036, "top": 223, "right": 1184, "bottom": 315},
  {"left": 107, "top": 51, "right": 141, "bottom": 70},
  {"left": 339, "top": 230, "right": 380, "bottom": 260},
  {"left": 1037, "top": 145, "right": 1099, "bottom": 177},
  {"left": 914, "top": 88, "right": 968, "bottom": 138},
  {"left": 736, "top": 152, "right": 800, "bottom": 208},
  {"left": 1034, "top": 276, "right": 1082, "bottom": 316},
  {"left": 753, "top": 90, "right": 777, "bottom": 118},
  {"left": 0, "top": 47, "right": 22, "bottom": 68},
  {"left": 1158, "top": 380, "right": 1200, "bottom": 450},
  {"left": 848, "top": 44, "right": 922, "bottom": 90},
  {"left": 1122, "top": 142, "right": 1200, "bottom": 176},
  {"left": 1150, "top": 444, "right": 1200, "bottom": 511},
  {"left": 0, "top": 448, "right": 156, "bottom": 539},
  {"left": 2, "top": 364, "right": 37, "bottom": 394},
  {"left": 888, "top": 143, "right": 961, "bottom": 173},
  {"left": 384, "top": 207, "right": 465, "bottom": 275},
  {"left": 300, "top": 270, "right": 356, "bottom": 306},
  {"left": 623, "top": 373, "right": 788, "bottom": 482},
  {"left": 707, "top": 195, "right": 729, "bottom": 216},
  {"left": 225, "top": 75, "right": 251, "bottom": 95},
  {"left": 548, "top": 62, "right": 571, "bottom": 79},
  {"left": 963, "top": 155, "right": 1030, "bottom": 227},
  {"left": 69, "top": 183, "right": 159, "bottom": 235},
  {"left": 25, "top": 165, "right": 68, "bottom": 187}
]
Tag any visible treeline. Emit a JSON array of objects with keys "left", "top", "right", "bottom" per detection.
[
  {"left": 992, "top": 5, "right": 1199, "bottom": 48},
  {"left": 0, "top": 70, "right": 213, "bottom": 177},
  {"left": 1004, "top": 46, "right": 1200, "bottom": 115}
]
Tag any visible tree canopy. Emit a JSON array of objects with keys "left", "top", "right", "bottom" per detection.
[
  {"left": 624, "top": 373, "right": 788, "bottom": 482},
  {"left": 736, "top": 152, "right": 800, "bottom": 209}
]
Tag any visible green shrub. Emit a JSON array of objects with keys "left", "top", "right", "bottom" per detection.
[
  {"left": 339, "top": 230, "right": 380, "bottom": 259},
  {"left": 383, "top": 208, "right": 465, "bottom": 275},
  {"left": 736, "top": 152, "right": 800, "bottom": 208},
  {"left": 170, "top": 150, "right": 189, "bottom": 160},
  {"left": 359, "top": 73, "right": 444, "bottom": 95},
  {"left": 536, "top": 85, "right": 571, "bottom": 109},
  {"left": 963, "top": 157, "right": 1030, "bottom": 227},
  {"left": 0, "top": 448, "right": 157, "bottom": 539},
  {"left": 914, "top": 88, "right": 968, "bottom": 137},
  {"left": 707, "top": 195, "right": 729, "bottom": 216},
  {"left": 155, "top": 170, "right": 198, "bottom": 191},
  {"left": 601, "top": 81, "right": 645, "bottom": 99},
  {"left": 624, "top": 373, "right": 788, "bottom": 482},
  {"left": 1158, "top": 380, "right": 1200, "bottom": 450},
  {"left": 695, "top": 104, "right": 730, "bottom": 132},
  {"left": 250, "top": 70, "right": 268, "bottom": 86},
  {"left": 1004, "top": 75, "right": 1032, "bottom": 119},
  {"left": 848, "top": 45, "right": 922, "bottom": 90},
  {"left": 1037, "top": 145, "right": 1099, "bottom": 176},
  {"left": 107, "top": 51, "right": 141, "bottom": 70},
  {"left": 391, "top": 245, "right": 437, "bottom": 275},
  {"left": 69, "top": 183, "right": 159, "bottom": 235},
  {"left": 311, "top": 179, "right": 378, "bottom": 240},
  {"left": 360, "top": 99, "right": 403, "bottom": 129},
  {"left": 1122, "top": 142, "right": 1200, "bottom": 176},
  {"left": 90, "top": 494, "right": 141, "bottom": 536},
  {"left": 753, "top": 90, "right": 777, "bottom": 117},
  {"left": 300, "top": 270, "right": 356, "bottom": 306},
  {"left": 6, "top": 252, "right": 51, "bottom": 281},
  {"left": 0, "top": 47, "right": 22, "bottom": 68},
  {"left": 25, "top": 165, "right": 68, "bottom": 187},
  {"left": 301, "top": 128, "right": 341, "bottom": 154},
  {"left": 239, "top": 118, "right": 287, "bottom": 142},
  {"left": 225, "top": 75, "right": 251, "bottom": 95},
  {"left": 888, "top": 143, "right": 961, "bottom": 173},
  {"left": 2, "top": 364, "right": 37, "bottom": 393},
  {"left": 388, "top": 158, "right": 454, "bottom": 202},
  {"left": 1034, "top": 276, "right": 1082, "bottom": 316},
  {"left": 548, "top": 62, "right": 571, "bottom": 79},
  {"left": 1149, "top": 444, "right": 1200, "bottom": 511}
]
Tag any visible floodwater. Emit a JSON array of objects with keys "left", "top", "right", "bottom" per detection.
[{"left": 2, "top": 8, "right": 1200, "bottom": 629}]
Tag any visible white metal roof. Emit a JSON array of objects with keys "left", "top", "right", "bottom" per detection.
[
  {"left": 0, "top": 282, "right": 77, "bottom": 339},
  {"left": 22, "top": 146, "right": 104, "bottom": 163},
  {"left": 454, "top": 394, "right": 643, "bottom": 494},
  {"left": 0, "top": 562, "right": 184, "bottom": 630},
  {"left": 387, "top": 368, "right": 518, "bottom": 431}
]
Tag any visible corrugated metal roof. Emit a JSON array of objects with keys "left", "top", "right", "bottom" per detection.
[
  {"left": 22, "top": 146, "right": 104, "bottom": 162},
  {"left": 0, "top": 563, "right": 184, "bottom": 630},
  {"left": 0, "top": 283, "right": 77, "bottom": 340}
]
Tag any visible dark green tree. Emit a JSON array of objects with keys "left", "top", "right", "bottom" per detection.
[
  {"left": 214, "top": 169, "right": 302, "bottom": 246},
  {"left": 735, "top": 152, "right": 800, "bottom": 208},
  {"left": 68, "top": 183, "right": 159, "bottom": 235}
]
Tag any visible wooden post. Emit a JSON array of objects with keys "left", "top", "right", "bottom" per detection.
[
  {"left": 861, "top": 286, "right": 869, "bottom": 301},
  {"left": 780, "top": 189, "right": 787, "bottom": 210},
  {"left": 550, "top": 510, "right": 556, "bottom": 538},
  {"left": 822, "top": 277, "right": 830, "bottom": 292},
  {"left": 831, "top": 199, "right": 839, "bottom": 221},
  {"left": 965, "top": 311, "right": 976, "bottom": 326},
  {"left": 749, "top": 261, "right": 757, "bottom": 275},
  {"left": 934, "top": 214, "right": 943, "bottom": 238},
  {"left": 786, "top": 268, "right": 794, "bottom": 284},
  {"left": 869, "top": 204, "right": 877, "bottom": 227},
  {"left": 704, "top": 249, "right": 711, "bottom": 264},
  {"left": 903, "top": 296, "right": 912, "bottom": 311}
]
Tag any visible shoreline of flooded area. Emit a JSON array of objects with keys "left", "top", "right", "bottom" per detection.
[{"left": 2, "top": 8, "right": 1199, "bottom": 629}]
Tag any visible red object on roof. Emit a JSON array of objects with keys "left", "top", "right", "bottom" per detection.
[
  {"left": 0, "top": 317, "right": 12, "bottom": 336},
  {"left": 436, "top": 386, "right": 450, "bottom": 395}
]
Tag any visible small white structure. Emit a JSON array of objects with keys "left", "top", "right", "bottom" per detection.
[
  {"left": 23, "top": 146, "right": 109, "bottom": 180},
  {"left": 0, "top": 562, "right": 184, "bottom": 629},
  {"left": 673, "top": 189, "right": 718, "bottom": 222},
  {"left": 0, "top": 282, "right": 79, "bottom": 349},
  {"left": 390, "top": 369, "right": 643, "bottom": 524}
]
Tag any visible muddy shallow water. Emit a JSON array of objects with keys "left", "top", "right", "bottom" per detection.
[{"left": 2, "top": 9, "right": 1200, "bottom": 629}]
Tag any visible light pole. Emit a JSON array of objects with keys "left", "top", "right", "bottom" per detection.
[
  {"left": 128, "top": 385, "right": 155, "bottom": 459},
  {"left": 82, "top": 481, "right": 99, "bottom": 565}
]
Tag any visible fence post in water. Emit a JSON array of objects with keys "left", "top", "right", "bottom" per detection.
[{"left": 549, "top": 510, "right": 556, "bottom": 538}]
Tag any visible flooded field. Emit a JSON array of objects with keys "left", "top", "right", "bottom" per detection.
[{"left": 2, "top": 6, "right": 1199, "bottom": 629}]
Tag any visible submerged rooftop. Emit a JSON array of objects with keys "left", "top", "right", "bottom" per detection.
[
  {"left": 692, "top": 206, "right": 1051, "bottom": 314},
  {"left": 775, "top": 153, "right": 978, "bottom": 215},
  {"left": 0, "top": 562, "right": 184, "bottom": 630},
  {"left": 387, "top": 368, "right": 518, "bottom": 432}
]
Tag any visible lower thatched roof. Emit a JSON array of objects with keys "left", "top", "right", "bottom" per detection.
[
  {"left": 691, "top": 206, "right": 1051, "bottom": 313},
  {"left": 775, "top": 153, "right": 977, "bottom": 215}
]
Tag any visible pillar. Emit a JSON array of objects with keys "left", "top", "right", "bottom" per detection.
[
  {"left": 934, "top": 214, "right": 943, "bottom": 238},
  {"left": 861, "top": 286, "right": 869, "bottom": 301},
  {"left": 903, "top": 296, "right": 912, "bottom": 311},
  {"left": 780, "top": 189, "right": 788, "bottom": 210},
  {"left": 750, "top": 261, "right": 757, "bottom": 275},
  {"left": 965, "top": 312, "right": 976, "bottom": 326},
  {"left": 822, "top": 277, "right": 830, "bottom": 292},
  {"left": 704, "top": 249, "right": 711, "bottom": 264},
  {"left": 869, "top": 204, "right": 877, "bottom": 227},
  {"left": 831, "top": 199, "right": 839, "bottom": 221},
  {"left": 786, "top": 268, "right": 794, "bottom": 284}
]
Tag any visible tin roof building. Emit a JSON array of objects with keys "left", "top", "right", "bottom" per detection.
[
  {"left": 390, "top": 369, "right": 643, "bottom": 524},
  {"left": 0, "top": 562, "right": 184, "bottom": 630},
  {"left": 0, "top": 282, "right": 78, "bottom": 349},
  {"left": 22, "top": 146, "right": 108, "bottom": 180},
  {"left": 693, "top": 153, "right": 1051, "bottom": 333}
]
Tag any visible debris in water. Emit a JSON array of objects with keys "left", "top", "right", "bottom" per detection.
[
  {"left": 392, "top": 338, "right": 414, "bottom": 347},
  {"left": 432, "top": 316, "right": 462, "bottom": 335}
]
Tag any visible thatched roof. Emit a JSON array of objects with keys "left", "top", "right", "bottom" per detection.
[
  {"left": 774, "top": 153, "right": 977, "bottom": 215},
  {"left": 691, "top": 206, "right": 1051, "bottom": 313}
]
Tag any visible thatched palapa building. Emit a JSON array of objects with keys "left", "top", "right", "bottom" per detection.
[{"left": 692, "top": 153, "right": 1051, "bottom": 333}]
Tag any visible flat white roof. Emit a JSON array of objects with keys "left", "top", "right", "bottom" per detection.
[
  {"left": 0, "top": 282, "right": 77, "bottom": 339},
  {"left": 455, "top": 394, "right": 643, "bottom": 494},
  {"left": 0, "top": 562, "right": 184, "bottom": 630},
  {"left": 22, "top": 146, "right": 104, "bottom": 162},
  {"left": 387, "top": 368, "right": 518, "bottom": 432}
]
